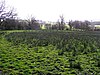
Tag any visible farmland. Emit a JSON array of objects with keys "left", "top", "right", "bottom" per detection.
[{"left": 0, "top": 30, "right": 100, "bottom": 75}]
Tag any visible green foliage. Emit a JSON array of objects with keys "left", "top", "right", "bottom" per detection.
[{"left": 0, "top": 30, "right": 100, "bottom": 74}]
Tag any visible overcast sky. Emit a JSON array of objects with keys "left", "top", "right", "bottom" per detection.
[{"left": 6, "top": 0, "right": 100, "bottom": 22}]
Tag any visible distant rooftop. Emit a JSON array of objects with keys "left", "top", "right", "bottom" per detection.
[{"left": 91, "top": 21, "right": 100, "bottom": 25}]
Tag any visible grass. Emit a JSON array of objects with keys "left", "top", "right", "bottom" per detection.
[{"left": 0, "top": 30, "right": 100, "bottom": 75}]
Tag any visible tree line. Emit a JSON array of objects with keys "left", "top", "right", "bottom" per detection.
[{"left": 0, "top": 0, "right": 96, "bottom": 31}]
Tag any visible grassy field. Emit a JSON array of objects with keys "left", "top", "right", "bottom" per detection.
[{"left": 0, "top": 30, "right": 100, "bottom": 75}]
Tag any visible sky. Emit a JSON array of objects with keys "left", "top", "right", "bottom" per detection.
[{"left": 6, "top": 0, "right": 100, "bottom": 22}]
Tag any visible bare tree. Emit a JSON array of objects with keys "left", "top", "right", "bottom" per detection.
[
  {"left": 68, "top": 20, "right": 73, "bottom": 30},
  {"left": 0, "top": 0, "right": 17, "bottom": 25},
  {"left": 27, "top": 15, "right": 40, "bottom": 30},
  {"left": 59, "top": 15, "right": 65, "bottom": 30}
]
